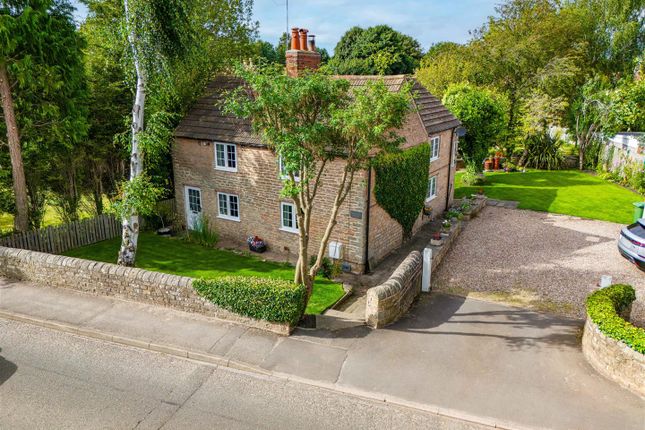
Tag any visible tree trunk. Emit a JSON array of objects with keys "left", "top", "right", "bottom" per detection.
[
  {"left": 118, "top": 0, "right": 145, "bottom": 267},
  {"left": 577, "top": 136, "right": 585, "bottom": 170},
  {"left": 0, "top": 62, "right": 29, "bottom": 232}
]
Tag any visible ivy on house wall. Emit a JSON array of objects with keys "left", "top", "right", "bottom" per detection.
[{"left": 373, "top": 144, "right": 430, "bottom": 236}]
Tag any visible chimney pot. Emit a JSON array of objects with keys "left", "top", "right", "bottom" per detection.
[
  {"left": 299, "top": 29, "right": 308, "bottom": 51},
  {"left": 308, "top": 34, "right": 316, "bottom": 52},
  {"left": 290, "top": 27, "right": 300, "bottom": 50}
]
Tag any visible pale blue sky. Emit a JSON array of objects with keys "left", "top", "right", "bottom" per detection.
[{"left": 70, "top": 0, "right": 499, "bottom": 52}]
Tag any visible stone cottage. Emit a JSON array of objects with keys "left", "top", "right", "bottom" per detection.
[{"left": 172, "top": 27, "right": 460, "bottom": 274}]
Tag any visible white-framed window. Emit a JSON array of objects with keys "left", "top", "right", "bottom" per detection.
[
  {"left": 278, "top": 156, "right": 301, "bottom": 181},
  {"left": 217, "top": 192, "right": 240, "bottom": 221},
  {"left": 280, "top": 202, "right": 299, "bottom": 233},
  {"left": 430, "top": 136, "right": 440, "bottom": 161},
  {"left": 215, "top": 143, "right": 237, "bottom": 172},
  {"left": 427, "top": 175, "right": 438, "bottom": 201}
]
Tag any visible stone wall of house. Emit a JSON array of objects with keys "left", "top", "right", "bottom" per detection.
[
  {"left": 368, "top": 127, "right": 457, "bottom": 268},
  {"left": 0, "top": 246, "right": 291, "bottom": 335},
  {"left": 582, "top": 317, "right": 645, "bottom": 398},
  {"left": 173, "top": 137, "right": 369, "bottom": 273}
]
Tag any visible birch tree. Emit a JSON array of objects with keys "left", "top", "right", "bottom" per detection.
[
  {"left": 226, "top": 65, "right": 410, "bottom": 301},
  {"left": 115, "top": 0, "right": 192, "bottom": 266}
]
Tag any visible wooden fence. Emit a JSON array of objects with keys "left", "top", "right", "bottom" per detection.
[{"left": 0, "top": 214, "right": 121, "bottom": 255}]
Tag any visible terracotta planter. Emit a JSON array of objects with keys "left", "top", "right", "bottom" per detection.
[
  {"left": 493, "top": 156, "right": 500, "bottom": 170},
  {"left": 484, "top": 159, "right": 493, "bottom": 171}
]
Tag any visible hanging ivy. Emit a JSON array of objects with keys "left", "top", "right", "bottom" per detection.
[{"left": 373, "top": 144, "right": 430, "bottom": 237}]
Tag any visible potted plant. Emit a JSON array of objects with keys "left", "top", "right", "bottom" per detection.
[
  {"left": 442, "top": 219, "right": 451, "bottom": 232},
  {"left": 430, "top": 232, "right": 443, "bottom": 246},
  {"left": 247, "top": 236, "right": 267, "bottom": 253},
  {"left": 484, "top": 158, "right": 493, "bottom": 171}
]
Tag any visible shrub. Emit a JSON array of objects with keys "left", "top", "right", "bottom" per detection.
[
  {"left": 193, "top": 276, "right": 307, "bottom": 325},
  {"left": 586, "top": 284, "right": 644, "bottom": 354},
  {"left": 310, "top": 255, "right": 341, "bottom": 280},
  {"left": 373, "top": 144, "right": 430, "bottom": 237},
  {"left": 461, "top": 164, "right": 486, "bottom": 186},
  {"left": 186, "top": 215, "right": 219, "bottom": 247},
  {"left": 523, "top": 132, "right": 564, "bottom": 170}
]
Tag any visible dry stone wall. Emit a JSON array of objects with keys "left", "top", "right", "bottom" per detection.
[{"left": 0, "top": 246, "right": 291, "bottom": 335}]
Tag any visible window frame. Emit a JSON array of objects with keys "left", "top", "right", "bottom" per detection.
[
  {"left": 430, "top": 136, "right": 440, "bottom": 161},
  {"left": 217, "top": 192, "right": 240, "bottom": 221},
  {"left": 426, "top": 175, "right": 438, "bottom": 202},
  {"left": 280, "top": 202, "right": 299, "bottom": 234},
  {"left": 214, "top": 142, "right": 238, "bottom": 172}
]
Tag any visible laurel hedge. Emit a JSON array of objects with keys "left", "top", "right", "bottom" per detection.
[
  {"left": 373, "top": 144, "right": 431, "bottom": 236},
  {"left": 193, "top": 276, "right": 307, "bottom": 325},
  {"left": 586, "top": 284, "right": 644, "bottom": 354}
]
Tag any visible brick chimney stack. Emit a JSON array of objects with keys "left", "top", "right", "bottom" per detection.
[{"left": 286, "top": 27, "right": 321, "bottom": 77}]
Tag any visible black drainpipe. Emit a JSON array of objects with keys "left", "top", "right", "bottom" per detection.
[
  {"left": 445, "top": 127, "right": 456, "bottom": 210},
  {"left": 363, "top": 165, "right": 372, "bottom": 274}
]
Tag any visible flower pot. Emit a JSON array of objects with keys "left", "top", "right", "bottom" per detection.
[
  {"left": 484, "top": 159, "right": 493, "bottom": 171},
  {"left": 493, "top": 156, "right": 500, "bottom": 170},
  {"left": 430, "top": 238, "right": 443, "bottom": 246},
  {"left": 249, "top": 243, "right": 266, "bottom": 253}
]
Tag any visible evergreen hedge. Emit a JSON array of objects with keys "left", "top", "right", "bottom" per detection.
[
  {"left": 193, "top": 276, "right": 307, "bottom": 325},
  {"left": 586, "top": 284, "right": 644, "bottom": 354},
  {"left": 373, "top": 144, "right": 430, "bottom": 236}
]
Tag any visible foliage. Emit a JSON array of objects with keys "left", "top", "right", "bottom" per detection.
[
  {"left": 0, "top": 0, "right": 89, "bottom": 227},
  {"left": 461, "top": 163, "right": 486, "bottom": 186},
  {"left": 186, "top": 214, "right": 219, "bottom": 247},
  {"left": 416, "top": 42, "right": 474, "bottom": 98},
  {"left": 586, "top": 284, "right": 644, "bottom": 354},
  {"left": 309, "top": 255, "right": 342, "bottom": 281},
  {"left": 373, "top": 144, "right": 430, "bottom": 237},
  {"left": 606, "top": 79, "right": 645, "bottom": 132},
  {"left": 327, "top": 25, "right": 423, "bottom": 75},
  {"left": 522, "top": 132, "right": 565, "bottom": 170},
  {"left": 455, "top": 170, "right": 642, "bottom": 224},
  {"left": 443, "top": 83, "right": 507, "bottom": 172},
  {"left": 193, "top": 276, "right": 306, "bottom": 325},
  {"left": 109, "top": 175, "right": 165, "bottom": 220},
  {"left": 225, "top": 64, "right": 410, "bottom": 299}
]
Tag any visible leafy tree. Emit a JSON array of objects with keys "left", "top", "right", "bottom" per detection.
[
  {"left": 443, "top": 83, "right": 507, "bottom": 172},
  {"left": 416, "top": 42, "right": 474, "bottom": 98},
  {"left": 0, "top": 0, "right": 88, "bottom": 230},
  {"left": 328, "top": 25, "right": 423, "bottom": 75},
  {"left": 225, "top": 65, "right": 411, "bottom": 303}
]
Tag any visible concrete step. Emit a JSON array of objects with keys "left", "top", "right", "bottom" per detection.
[{"left": 317, "top": 309, "right": 365, "bottom": 331}]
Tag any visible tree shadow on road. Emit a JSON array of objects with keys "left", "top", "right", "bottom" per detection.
[{"left": 0, "top": 347, "right": 17, "bottom": 386}]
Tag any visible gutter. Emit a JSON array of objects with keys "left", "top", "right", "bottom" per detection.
[
  {"left": 445, "top": 127, "right": 456, "bottom": 210},
  {"left": 364, "top": 165, "right": 372, "bottom": 274}
]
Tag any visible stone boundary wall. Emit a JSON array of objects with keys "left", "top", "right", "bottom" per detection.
[
  {"left": 0, "top": 246, "right": 291, "bottom": 335},
  {"left": 582, "top": 317, "right": 645, "bottom": 398},
  {"left": 365, "top": 250, "right": 423, "bottom": 328},
  {"left": 364, "top": 197, "right": 485, "bottom": 329}
]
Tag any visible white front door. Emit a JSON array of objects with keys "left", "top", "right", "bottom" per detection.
[{"left": 185, "top": 186, "right": 202, "bottom": 230}]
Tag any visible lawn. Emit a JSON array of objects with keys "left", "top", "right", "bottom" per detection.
[
  {"left": 455, "top": 169, "right": 644, "bottom": 224},
  {"left": 63, "top": 232, "right": 345, "bottom": 315}
]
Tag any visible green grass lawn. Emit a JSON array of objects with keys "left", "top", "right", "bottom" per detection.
[
  {"left": 455, "top": 169, "right": 644, "bottom": 224},
  {"left": 63, "top": 232, "right": 345, "bottom": 315}
]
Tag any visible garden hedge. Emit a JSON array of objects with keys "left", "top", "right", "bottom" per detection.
[
  {"left": 193, "top": 276, "right": 306, "bottom": 325},
  {"left": 586, "top": 284, "right": 644, "bottom": 354}
]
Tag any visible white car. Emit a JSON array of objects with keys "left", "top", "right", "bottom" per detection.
[{"left": 618, "top": 219, "right": 645, "bottom": 271}]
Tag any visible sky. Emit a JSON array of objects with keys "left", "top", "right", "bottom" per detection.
[{"left": 70, "top": 0, "right": 500, "bottom": 53}]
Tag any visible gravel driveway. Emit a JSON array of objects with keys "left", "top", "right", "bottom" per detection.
[{"left": 434, "top": 206, "right": 645, "bottom": 324}]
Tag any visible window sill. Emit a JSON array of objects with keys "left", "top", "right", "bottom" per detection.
[
  {"left": 279, "top": 227, "right": 299, "bottom": 235},
  {"left": 425, "top": 195, "right": 437, "bottom": 203},
  {"left": 430, "top": 156, "right": 439, "bottom": 162},
  {"left": 215, "top": 166, "right": 238, "bottom": 173},
  {"left": 218, "top": 215, "right": 240, "bottom": 222}
]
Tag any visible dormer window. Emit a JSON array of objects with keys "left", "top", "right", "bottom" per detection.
[{"left": 215, "top": 143, "right": 237, "bottom": 172}]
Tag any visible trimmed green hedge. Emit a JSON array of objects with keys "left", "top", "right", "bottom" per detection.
[
  {"left": 586, "top": 284, "right": 644, "bottom": 354},
  {"left": 193, "top": 276, "right": 306, "bottom": 325},
  {"left": 373, "top": 144, "right": 430, "bottom": 236}
]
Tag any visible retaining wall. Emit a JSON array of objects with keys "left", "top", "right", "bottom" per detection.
[
  {"left": 0, "top": 246, "right": 291, "bottom": 335},
  {"left": 582, "top": 317, "right": 645, "bottom": 398}
]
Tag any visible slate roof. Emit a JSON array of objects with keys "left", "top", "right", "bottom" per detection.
[{"left": 175, "top": 74, "right": 460, "bottom": 144}]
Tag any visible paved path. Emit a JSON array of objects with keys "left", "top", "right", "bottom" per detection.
[
  {"left": 0, "top": 319, "right": 485, "bottom": 430},
  {"left": 1, "top": 278, "right": 643, "bottom": 429}
]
